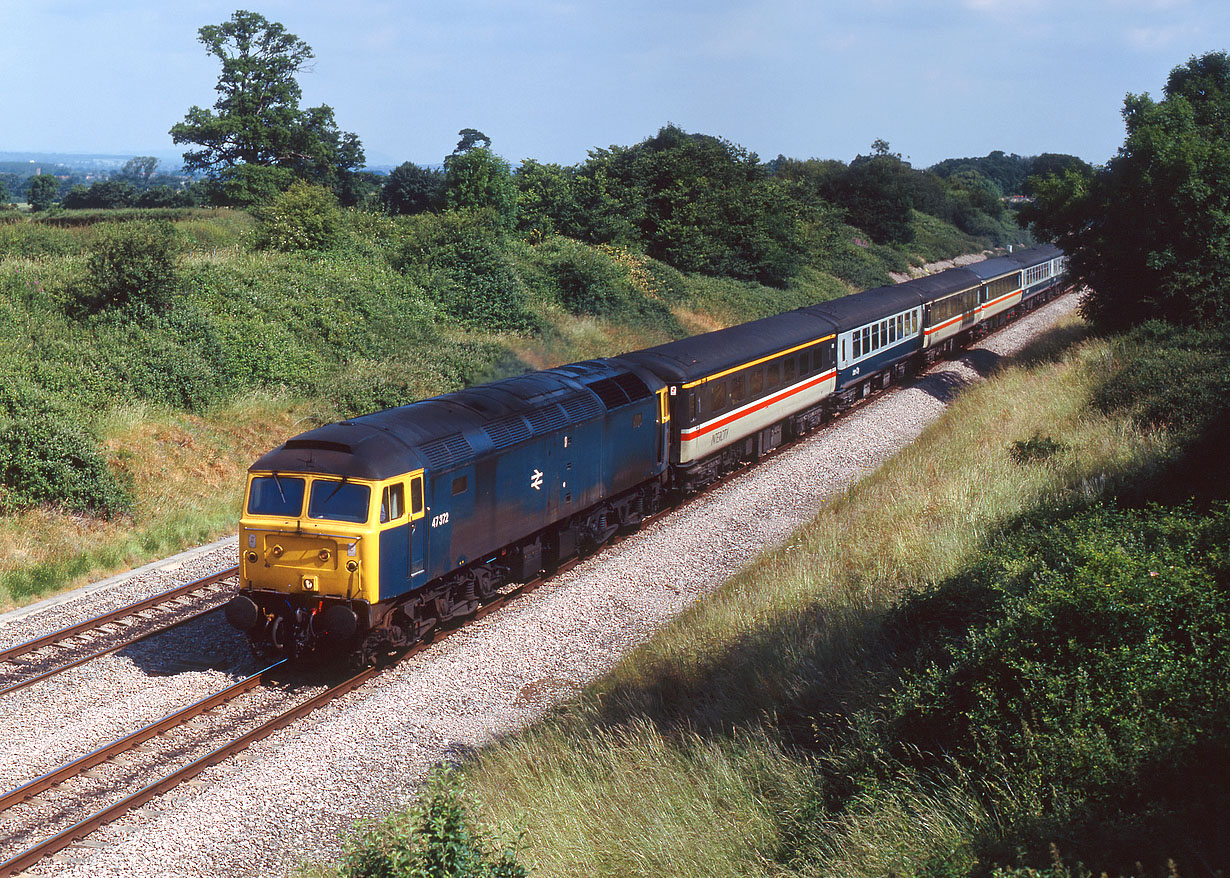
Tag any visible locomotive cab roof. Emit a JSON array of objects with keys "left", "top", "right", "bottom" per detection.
[{"left": 249, "top": 358, "right": 663, "bottom": 481}]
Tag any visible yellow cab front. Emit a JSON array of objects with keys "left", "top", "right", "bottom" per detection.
[{"left": 239, "top": 471, "right": 376, "bottom": 605}]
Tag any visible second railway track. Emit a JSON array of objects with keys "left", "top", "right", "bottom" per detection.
[
  {"left": 0, "top": 567, "right": 553, "bottom": 877},
  {"left": 0, "top": 567, "right": 239, "bottom": 696}
]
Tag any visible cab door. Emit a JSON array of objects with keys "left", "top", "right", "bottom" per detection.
[
  {"left": 407, "top": 472, "right": 426, "bottom": 586},
  {"left": 377, "top": 471, "right": 427, "bottom": 601}
]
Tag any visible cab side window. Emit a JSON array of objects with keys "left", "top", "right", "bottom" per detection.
[
  {"left": 410, "top": 476, "right": 424, "bottom": 516},
  {"left": 381, "top": 483, "right": 405, "bottom": 523}
]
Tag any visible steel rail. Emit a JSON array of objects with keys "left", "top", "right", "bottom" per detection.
[
  {"left": 0, "top": 659, "right": 286, "bottom": 814},
  {"left": 0, "top": 661, "right": 373, "bottom": 878},
  {"left": 0, "top": 565, "right": 239, "bottom": 664},
  {"left": 0, "top": 559, "right": 563, "bottom": 877}
]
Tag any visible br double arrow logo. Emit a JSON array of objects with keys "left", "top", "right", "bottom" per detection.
[{"left": 530, "top": 468, "right": 544, "bottom": 490}]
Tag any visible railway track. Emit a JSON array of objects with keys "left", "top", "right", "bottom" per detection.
[
  {"left": 0, "top": 564, "right": 552, "bottom": 877},
  {"left": 0, "top": 567, "right": 239, "bottom": 697}
]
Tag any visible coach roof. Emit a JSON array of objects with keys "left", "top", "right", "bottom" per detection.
[{"left": 617, "top": 308, "right": 838, "bottom": 385}]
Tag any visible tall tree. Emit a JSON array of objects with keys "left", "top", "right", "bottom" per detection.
[
  {"left": 170, "top": 10, "right": 364, "bottom": 204},
  {"left": 381, "top": 162, "right": 445, "bottom": 215},
  {"left": 1024, "top": 51, "right": 1230, "bottom": 329},
  {"left": 119, "top": 156, "right": 159, "bottom": 187},
  {"left": 444, "top": 130, "right": 518, "bottom": 230},
  {"left": 26, "top": 174, "right": 59, "bottom": 211}
]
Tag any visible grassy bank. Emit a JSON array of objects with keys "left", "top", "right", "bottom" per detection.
[{"left": 320, "top": 317, "right": 1230, "bottom": 877}]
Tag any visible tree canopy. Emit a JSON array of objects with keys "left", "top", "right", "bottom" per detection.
[
  {"left": 170, "top": 10, "right": 364, "bottom": 205},
  {"left": 1024, "top": 51, "right": 1230, "bottom": 330}
]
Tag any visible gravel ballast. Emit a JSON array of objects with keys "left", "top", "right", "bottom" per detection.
[{"left": 1, "top": 293, "right": 1082, "bottom": 877}]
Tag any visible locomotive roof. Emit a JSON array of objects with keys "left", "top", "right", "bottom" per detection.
[
  {"left": 250, "top": 358, "right": 662, "bottom": 480},
  {"left": 615, "top": 308, "right": 838, "bottom": 385}
]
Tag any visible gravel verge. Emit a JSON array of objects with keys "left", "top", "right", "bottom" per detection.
[{"left": 6, "top": 293, "right": 1081, "bottom": 877}]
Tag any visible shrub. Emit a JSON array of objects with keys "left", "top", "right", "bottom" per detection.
[
  {"left": 397, "top": 209, "right": 540, "bottom": 332},
  {"left": 540, "top": 237, "right": 680, "bottom": 330},
  {"left": 74, "top": 220, "right": 181, "bottom": 314},
  {"left": 0, "top": 413, "right": 132, "bottom": 518},
  {"left": 337, "top": 767, "right": 527, "bottom": 878},
  {"left": 252, "top": 181, "right": 344, "bottom": 252},
  {"left": 880, "top": 504, "right": 1230, "bottom": 872}
]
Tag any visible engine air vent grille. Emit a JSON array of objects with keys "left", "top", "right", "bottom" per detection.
[
  {"left": 613, "top": 372, "right": 651, "bottom": 402},
  {"left": 483, "top": 416, "right": 531, "bottom": 450},
  {"left": 526, "top": 405, "right": 568, "bottom": 434},
  {"left": 559, "top": 392, "right": 603, "bottom": 422},
  {"left": 418, "top": 432, "right": 474, "bottom": 469},
  {"left": 586, "top": 378, "right": 630, "bottom": 410}
]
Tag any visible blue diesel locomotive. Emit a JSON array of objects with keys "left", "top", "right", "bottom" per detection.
[{"left": 225, "top": 244, "right": 1067, "bottom": 663}]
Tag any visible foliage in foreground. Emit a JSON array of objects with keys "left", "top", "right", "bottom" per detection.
[
  {"left": 873, "top": 502, "right": 1230, "bottom": 873},
  {"left": 330, "top": 768, "right": 526, "bottom": 878}
]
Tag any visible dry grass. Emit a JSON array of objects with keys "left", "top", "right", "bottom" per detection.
[{"left": 0, "top": 394, "right": 306, "bottom": 609}]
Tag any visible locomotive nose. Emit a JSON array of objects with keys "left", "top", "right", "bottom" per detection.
[{"left": 224, "top": 594, "right": 261, "bottom": 631}]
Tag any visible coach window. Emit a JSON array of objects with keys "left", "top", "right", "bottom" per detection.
[
  {"left": 767, "top": 362, "right": 780, "bottom": 388},
  {"left": 380, "top": 483, "right": 405, "bottom": 523},
  {"left": 689, "top": 392, "right": 699, "bottom": 421},
  {"left": 852, "top": 333, "right": 861, "bottom": 360},
  {"left": 731, "top": 375, "right": 745, "bottom": 405},
  {"left": 452, "top": 476, "right": 468, "bottom": 496},
  {"left": 633, "top": 412, "right": 643, "bottom": 428},
  {"left": 750, "top": 370, "right": 763, "bottom": 396},
  {"left": 784, "top": 357, "right": 796, "bottom": 383},
  {"left": 711, "top": 381, "right": 727, "bottom": 412}
]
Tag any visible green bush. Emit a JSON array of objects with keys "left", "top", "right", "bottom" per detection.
[
  {"left": 337, "top": 767, "right": 527, "bottom": 878},
  {"left": 878, "top": 504, "right": 1230, "bottom": 871},
  {"left": 396, "top": 209, "right": 540, "bottom": 332},
  {"left": 253, "top": 181, "right": 344, "bottom": 252},
  {"left": 539, "top": 237, "right": 680, "bottom": 330},
  {"left": 0, "top": 221, "right": 83, "bottom": 258},
  {"left": 0, "top": 413, "right": 131, "bottom": 517},
  {"left": 73, "top": 220, "right": 181, "bottom": 314}
]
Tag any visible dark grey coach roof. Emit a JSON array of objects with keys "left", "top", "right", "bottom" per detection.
[
  {"left": 964, "top": 255, "right": 1024, "bottom": 281},
  {"left": 616, "top": 308, "right": 838, "bottom": 385},
  {"left": 801, "top": 284, "right": 924, "bottom": 332}
]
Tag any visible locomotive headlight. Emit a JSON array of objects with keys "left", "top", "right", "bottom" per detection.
[
  {"left": 302, "top": 576, "right": 317, "bottom": 591},
  {"left": 318, "top": 549, "right": 332, "bottom": 563},
  {"left": 246, "top": 551, "right": 259, "bottom": 564},
  {"left": 346, "top": 560, "right": 359, "bottom": 573},
  {"left": 270, "top": 544, "right": 284, "bottom": 558}
]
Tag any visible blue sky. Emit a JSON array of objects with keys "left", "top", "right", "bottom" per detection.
[{"left": 3, "top": 0, "right": 1228, "bottom": 170}]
